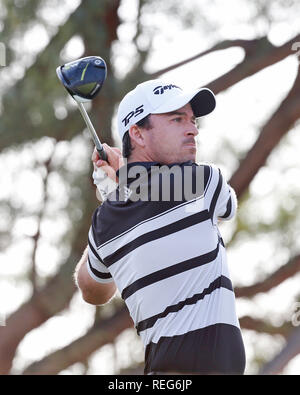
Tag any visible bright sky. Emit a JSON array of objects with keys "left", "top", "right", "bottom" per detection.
[{"left": 1, "top": 0, "right": 300, "bottom": 375}]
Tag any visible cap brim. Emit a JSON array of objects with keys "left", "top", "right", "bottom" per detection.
[{"left": 151, "top": 88, "right": 216, "bottom": 117}]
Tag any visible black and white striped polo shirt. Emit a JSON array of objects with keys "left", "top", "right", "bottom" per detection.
[{"left": 87, "top": 161, "right": 245, "bottom": 374}]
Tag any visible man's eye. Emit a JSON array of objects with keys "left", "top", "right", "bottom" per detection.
[{"left": 172, "top": 117, "right": 182, "bottom": 122}]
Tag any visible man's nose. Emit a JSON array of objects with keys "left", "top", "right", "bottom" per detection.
[{"left": 185, "top": 124, "right": 199, "bottom": 137}]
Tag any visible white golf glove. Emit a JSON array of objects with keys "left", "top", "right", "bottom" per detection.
[{"left": 93, "top": 167, "right": 118, "bottom": 202}]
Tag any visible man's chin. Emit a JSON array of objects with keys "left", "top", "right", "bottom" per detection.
[
  {"left": 181, "top": 150, "right": 196, "bottom": 163},
  {"left": 175, "top": 155, "right": 196, "bottom": 164}
]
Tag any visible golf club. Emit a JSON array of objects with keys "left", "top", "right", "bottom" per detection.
[{"left": 56, "top": 56, "right": 108, "bottom": 161}]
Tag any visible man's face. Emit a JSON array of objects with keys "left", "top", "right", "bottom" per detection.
[{"left": 142, "top": 103, "right": 199, "bottom": 164}]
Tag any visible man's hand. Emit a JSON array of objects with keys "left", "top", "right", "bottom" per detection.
[{"left": 92, "top": 143, "right": 124, "bottom": 182}]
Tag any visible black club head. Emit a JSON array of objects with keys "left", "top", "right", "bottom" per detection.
[{"left": 56, "top": 56, "right": 107, "bottom": 101}]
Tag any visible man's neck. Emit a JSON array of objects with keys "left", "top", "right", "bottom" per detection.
[{"left": 127, "top": 151, "right": 155, "bottom": 164}]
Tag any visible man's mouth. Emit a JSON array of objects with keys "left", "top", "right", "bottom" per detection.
[{"left": 183, "top": 139, "right": 196, "bottom": 147}]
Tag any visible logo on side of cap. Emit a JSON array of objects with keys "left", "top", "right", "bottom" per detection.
[
  {"left": 153, "top": 84, "right": 182, "bottom": 95},
  {"left": 122, "top": 104, "right": 144, "bottom": 127}
]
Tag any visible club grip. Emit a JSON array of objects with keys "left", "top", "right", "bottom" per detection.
[{"left": 97, "top": 147, "right": 108, "bottom": 162}]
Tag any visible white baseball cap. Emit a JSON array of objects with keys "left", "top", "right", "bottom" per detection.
[{"left": 117, "top": 79, "right": 216, "bottom": 141}]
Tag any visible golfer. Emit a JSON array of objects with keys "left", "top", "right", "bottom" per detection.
[{"left": 75, "top": 80, "right": 246, "bottom": 375}]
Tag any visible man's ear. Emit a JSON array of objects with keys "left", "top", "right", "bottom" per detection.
[{"left": 129, "top": 124, "right": 146, "bottom": 148}]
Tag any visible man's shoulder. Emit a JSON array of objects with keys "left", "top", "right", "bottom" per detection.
[
  {"left": 197, "top": 161, "right": 226, "bottom": 180},
  {"left": 196, "top": 161, "right": 217, "bottom": 170},
  {"left": 91, "top": 204, "right": 102, "bottom": 227},
  {"left": 176, "top": 160, "right": 216, "bottom": 173},
  {"left": 162, "top": 160, "right": 212, "bottom": 174}
]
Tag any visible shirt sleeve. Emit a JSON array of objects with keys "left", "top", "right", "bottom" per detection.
[
  {"left": 208, "top": 165, "right": 238, "bottom": 224},
  {"left": 87, "top": 227, "right": 114, "bottom": 284},
  {"left": 217, "top": 183, "right": 237, "bottom": 222}
]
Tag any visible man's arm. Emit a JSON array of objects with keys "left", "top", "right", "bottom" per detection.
[
  {"left": 75, "top": 144, "right": 122, "bottom": 304},
  {"left": 74, "top": 247, "right": 117, "bottom": 305}
]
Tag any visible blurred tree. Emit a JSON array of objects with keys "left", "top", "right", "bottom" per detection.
[{"left": 0, "top": 0, "right": 300, "bottom": 375}]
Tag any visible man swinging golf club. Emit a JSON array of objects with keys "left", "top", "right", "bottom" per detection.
[{"left": 74, "top": 79, "right": 246, "bottom": 375}]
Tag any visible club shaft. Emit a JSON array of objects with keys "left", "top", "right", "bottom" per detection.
[{"left": 77, "top": 102, "right": 107, "bottom": 161}]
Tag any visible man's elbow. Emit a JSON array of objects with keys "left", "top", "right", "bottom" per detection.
[
  {"left": 79, "top": 285, "right": 116, "bottom": 306},
  {"left": 76, "top": 274, "right": 116, "bottom": 305},
  {"left": 77, "top": 284, "right": 98, "bottom": 305},
  {"left": 74, "top": 255, "right": 116, "bottom": 305},
  {"left": 80, "top": 290, "right": 106, "bottom": 306}
]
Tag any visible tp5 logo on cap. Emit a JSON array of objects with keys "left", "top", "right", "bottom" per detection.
[
  {"left": 122, "top": 104, "right": 144, "bottom": 127},
  {"left": 153, "top": 84, "right": 181, "bottom": 95}
]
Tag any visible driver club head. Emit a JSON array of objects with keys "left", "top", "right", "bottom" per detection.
[{"left": 56, "top": 56, "right": 107, "bottom": 102}]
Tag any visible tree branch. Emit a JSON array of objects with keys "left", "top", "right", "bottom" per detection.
[
  {"left": 235, "top": 254, "right": 300, "bottom": 298},
  {"left": 30, "top": 143, "right": 57, "bottom": 293},
  {"left": 239, "top": 315, "right": 292, "bottom": 338},
  {"left": 259, "top": 326, "right": 300, "bottom": 374},
  {"left": 207, "top": 34, "right": 300, "bottom": 94},
  {"left": 22, "top": 304, "right": 133, "bottom": 375},
  {"left": 230, "top": 64, "right": 300, "bottom": 198},
  {"left": 150, "top": 34, "right": 300, "bottom": 95},
  {"left": 149, "top": 38, "right": 264, "bottom": 79}
]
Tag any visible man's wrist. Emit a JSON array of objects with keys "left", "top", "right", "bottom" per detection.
[{"left": 93, "top": 168, "right": 118, "bottom": 201}]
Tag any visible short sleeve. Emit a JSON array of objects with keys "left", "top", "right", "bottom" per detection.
[
  {"left": 216, "top": 182, "right": 237, "bottom": 222},
  {"left": 87, "top": 227, "right": 114, "bottom": 283},
  {"left": 207, "top": 165, "right": 237, "bottom": 224}
]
